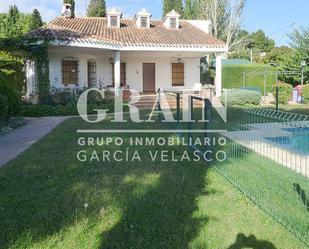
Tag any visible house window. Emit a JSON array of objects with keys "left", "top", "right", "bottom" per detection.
[
  {"left": 62, "top": 57, "right": 79, "bottom": 86},
  {"left": 140, "top": 17, "right": 148, "bottom": 28},
  {"left": 87, "top": 59, "right": 97, "bottom": 87},
  {"left": 172, "top": 63, "right": 184, "bottom": 86},
  {"left": 110, "top": 16, "right": 118, "bottom": 27},
  {"left": 170, "top": 18, "right": 177, "bottom": 29},
  {"left": 112, "top": 63, "right": 126, "bottom": 85}
]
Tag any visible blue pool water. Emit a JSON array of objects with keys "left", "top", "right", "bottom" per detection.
[{"left": 266, "top": 127, "right": 309, "bottom": 155}]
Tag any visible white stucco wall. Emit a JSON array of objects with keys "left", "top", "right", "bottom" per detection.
[
  {"left": 49, "top": 50, "right": 113, "bottom": 90},
  {"left": 48, "top": 48, "right": 201, "bottom": 92}
]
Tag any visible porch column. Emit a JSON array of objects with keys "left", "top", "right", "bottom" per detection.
[
  {"left": 215, "top": 53, "right": 222, "bottom": 97},
  {"left": 26, "top": 60, "right": 35, "bottom": 95},
  {"left": 114, "top": 50, "right": 121, "bottom": 94}
]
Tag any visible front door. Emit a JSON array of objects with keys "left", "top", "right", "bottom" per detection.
[{"left": 143, "top": 63, "right": 156, "bottom": 92}]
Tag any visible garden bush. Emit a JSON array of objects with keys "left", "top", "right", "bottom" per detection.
[
  {"left": 44, "top": 88, "right": 114, "bottom": 106},
  {"left": 0, "top": 78, "right": 21, "bottom": 117},
  {"left": 19, "top": 99, "right": 115, "bottom": 117},
  {"left": 0, "top": 117, "right": 27, "bottom": 134},
  {"left": 302, "top": 84, "right": 309, "bottom": 103},
  {"left": 220, "top": 89, "right": 262, "bottom": 106},
  {"left": 0, "top": 93, "right": 8, "bottom": 119},
  {"left": 271, "top": 82, "right": 293, "bottom": 104},
  {"left": 51, "top": 89, "right": 76, "bottom": 106}
]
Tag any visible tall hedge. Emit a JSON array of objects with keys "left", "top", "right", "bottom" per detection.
[{"left": 222, "top": 64, "right": 276, "bottom": 91}]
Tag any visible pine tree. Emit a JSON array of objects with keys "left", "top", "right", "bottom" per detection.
[
  {"left": 183, "top": 0, "right": 193, "bottom": 19},
  {"left": 29, "top": 9, "right": 43, "bottom": 31},
  {"left": 1, "top": 5, "right": 22, "bottom": 37},
  {"left": 87, "top": 0, "right": 106, "bottom": 17},
  {"left": 163, "top": 0, "right": 183, "bottom": 16},
  {"left": 63, "top": 0, "right": 75, "bottom": 17}
]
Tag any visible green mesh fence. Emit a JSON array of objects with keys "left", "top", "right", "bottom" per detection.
[
  {"left": 212, "top": 107, "right": 309, "bottom": 246},
  {"left": 157, "top": 90, "right": 309, "bottom": 247}
]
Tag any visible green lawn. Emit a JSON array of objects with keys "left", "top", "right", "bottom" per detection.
[
  {"left": 0, "top": 116, "right": 308, "bottom": 249},
  {"left": 276, "top": 104, "right": 309, "bottom": 115},
  {"left": 263, "top": 103, "right": 309, "bottom": 115}
]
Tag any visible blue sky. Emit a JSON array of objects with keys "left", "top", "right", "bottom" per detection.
[{"left": 1, "top": 0, "right": 308, "bottom": 46}]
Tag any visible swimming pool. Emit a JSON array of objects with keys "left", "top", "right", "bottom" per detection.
[{"left": 266, "top": 127, "right": 309, "bottom": 155}]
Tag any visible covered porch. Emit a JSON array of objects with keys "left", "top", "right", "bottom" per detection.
[{"left": 44, "top": 46, "right": 223, "bottom": 97}]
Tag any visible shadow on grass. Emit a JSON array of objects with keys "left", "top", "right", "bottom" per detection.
[
  {"left": 294, "top": 183, "right": 309, "bottom": 212},
  {"left": 0, "top": 118, "right": 211, "bottom": 249},
  {"left": 228, "top": 233, "right": 277, "bottom": 249},
  {"left": 98, "top": 165, "right": 209, "bottom": 249}
]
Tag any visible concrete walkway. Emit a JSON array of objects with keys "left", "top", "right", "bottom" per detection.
[{"left": 0, "top": 117, "right": 69, "bottom": 167}]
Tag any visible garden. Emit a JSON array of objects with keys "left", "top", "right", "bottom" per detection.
[
  {"left": 0, "top": 3, "right": 309, "bottom": 249},
  {"left": 0, "top": 114, "right": 307, "bottom": 249}
]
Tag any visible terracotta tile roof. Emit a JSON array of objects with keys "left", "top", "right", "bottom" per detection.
[{"left": 27, "top": 17, "right": 226, "bottom": 49}]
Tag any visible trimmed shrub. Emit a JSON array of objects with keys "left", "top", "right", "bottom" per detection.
[
  {"left": 0, "top": 117, "right": 27, "bottom": 134},
  {"left": 51, "top": 89, "right": 75, "bottom": 106},
  {"left": 221, "top": 89, "right": 262, "bottom": 106},
  {"left": 302, "top": 84, "right": 309, "bottom": 103},
  {"left": 271, "top": 82, "right": 293, "bottom": 104},
  {"left": 19, "top": 99, "right": 116, "bottom": 117},
  {"left": 0, "top": 78, "right": 21, "bottom": 117},
  {"left": 19, "top": 105, "right": 59, "bottom": 117},
  {"left": 0, "top": 93, "right": 9, "bottom": 119}
]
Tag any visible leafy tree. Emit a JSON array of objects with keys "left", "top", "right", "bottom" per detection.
[
  {"left": 197, "top": 0, "right": 246, "bottom": 54},
  {"left": 262, "top": 46, "right": 293, "bottom": 65},
  {"left": 29, "top": 9, "right": 43, "bottom": 31},
  {"left": 163, "top": 0, "right": 183, "bottom": 16},
  {"left": 20, "top": 14, "right": 32, "bottom": 33},
  {"left": 87, "top": 0, "right": 106, "bottom": 17},
  {"left": 289, "top": 26, "right": 309, "bottom": 66},
  {"left": 183, "top": 0, "right": 193, "bottom": 19},
  {"left": 0, "top": 5, "right": 22, "bottom": 38},
  {"left": 249, "top": 29, "right": 275, "bottom": 52},
  {"left": 229, "top": 29, "right": 278, "bottom": 62},
  {"left": 281, "top": 26, "right": 309, "bottom": 84},
  {"left": 63, "top": 0, "right": 75, "bottom": 18}
]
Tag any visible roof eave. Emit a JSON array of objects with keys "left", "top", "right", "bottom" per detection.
[{"left": 49, "top": 39, "right": 227, "bottom": 52}]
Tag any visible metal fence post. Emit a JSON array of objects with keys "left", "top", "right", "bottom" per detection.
[
  {"left": 188, "top": 96, "right": 193, "bottom": 142},
  {"left": 264, "top": 73, "right": 267, "bottom": 103},
  {"left": 275, "top": 74, "right": 279, "bottom": 112},
  {"left": 157, "top": 88, "right": 161, "bottom": 122},
  {"left": 176, "top": 93, "right": 180, "bottom": 125}
]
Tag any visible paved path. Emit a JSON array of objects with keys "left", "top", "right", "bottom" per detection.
[{"left": 0, "top": 117, "right": 69, "bottom": 167}]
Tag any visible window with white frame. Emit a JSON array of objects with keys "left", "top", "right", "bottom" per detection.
[
  {"left": 140, "top": 17, "right": 148, "bottom": 28},
  {"left": 110, "top": 16, "right": 118, "bottom": 27},
  {"left": 87, "top": 59, "right": 97, "bottom": 87},
  {"left": 170, "top": 18, "right": 177, "bottom": 29},
  {"left": 61, "top": 57, "right": 79, "bottom": 86}
]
